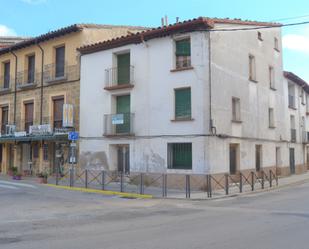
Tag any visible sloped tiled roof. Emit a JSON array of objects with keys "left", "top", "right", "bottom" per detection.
[
  {"left": 78, "top": 16, "right": 282, "bottom": 55},
  {"left": 0, "top": 24, "right": 148, "bottom": 55},
  {"left": 0, "top": 36, "right": 29, "bottom": 49},
  {"left": 284, "top": 71, "right": 309, "bottom": 93}
]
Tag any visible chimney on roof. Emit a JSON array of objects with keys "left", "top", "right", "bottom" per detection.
[
  {"left": 161, "top": 17, "right": 164, "bottom": 27},
  {"left": 176, "top": 17, "right": 179, "bottom": 23},
  {"left": 165, "top": 15, "right": 168, "bottom": 26}
]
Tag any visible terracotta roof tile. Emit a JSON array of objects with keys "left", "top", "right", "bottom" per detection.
[
  {"left": 78, "top": 16, "right": 281, "bottom": 55},
  {"left": 0, "top": 24, "right": 148, "bottom": 55}
]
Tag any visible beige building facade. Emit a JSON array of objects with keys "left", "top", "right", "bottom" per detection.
[{"left": 0, "top": 24, "right": 146, "bottom": 175}]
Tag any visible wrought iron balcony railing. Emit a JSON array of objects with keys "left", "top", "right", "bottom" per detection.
[
  {"left": 302, "top": 131, "right": 309, "bottom": 143},
  {"left": 104, "top": 113, "right": 134, "bottom": 135},
  {"left": 0, "top": 124, "right": 15, "bottom": 136},
  {"left": 16, "top": 70, "right": 40, "bottom": 89},
  {"left": 291, "top": 128, "right": 297, "bottom": 142},
  {"left": 44, "top": 63, "right": 79, "bottom": 84},
  {"left": 105, "top": 65, "right": 134, "bottom": 89}
]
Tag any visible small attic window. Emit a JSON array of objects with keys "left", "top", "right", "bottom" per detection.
[{"left": 257, "top": 31, "right": 263, "bottom": 41}]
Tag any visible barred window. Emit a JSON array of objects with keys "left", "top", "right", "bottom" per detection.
[{"left": 168, "top": 143, "right": 192, "bottom": 170}]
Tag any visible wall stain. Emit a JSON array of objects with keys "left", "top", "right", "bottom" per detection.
[{"left": 79, "top": 151, "right": 109, "bottom": 170}]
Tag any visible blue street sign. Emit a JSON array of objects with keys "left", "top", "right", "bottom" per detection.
[{"left": 68, "top": 131, "right": 79, "bottom": 141}]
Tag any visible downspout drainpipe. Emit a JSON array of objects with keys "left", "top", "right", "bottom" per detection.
[
  {"left": 10, "top": 49, "right": 18, "bottom": 125},
  {"left": 36, "top": 41, "right": 44, "bottom": 125},
  {"left": 208, "top": 32, "right": 216, "bottom": 135}
]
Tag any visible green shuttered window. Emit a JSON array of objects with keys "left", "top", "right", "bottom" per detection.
[
  {"left": 176, "top": 39, "right": 191, "bottom": 56},
  {"left": 168, "top": 143, "right": 192, "bottom": 170},
  {"left": 117, "top": 53, "right": 130, "bottom": 85},
  {"left": 116, "top": 95, "right": 131, "bottom": 134},
  {"left": 175, "top": 88, "right": 191, "bottom": 119},
  {"left": 175, "top": 38, "right": 191, "bottom": 69}
]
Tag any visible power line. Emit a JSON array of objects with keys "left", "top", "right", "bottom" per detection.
[
  {"left": 205, "top": 20, "right": 309, "bottom": 32},
  {"left": 270, "top": 14, "right": 309, "bottom": 22}
]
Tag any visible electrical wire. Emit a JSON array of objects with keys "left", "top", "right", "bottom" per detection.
[
  {"left": 204, "top": 20, "right": 309, "bottom": 32},
  {"left": 270, "top": 14, "right": 309, "bottom": 22}
]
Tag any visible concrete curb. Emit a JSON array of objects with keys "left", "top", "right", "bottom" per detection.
[{"left": 45, "top": 184, "right": 153, "bottom": 199}]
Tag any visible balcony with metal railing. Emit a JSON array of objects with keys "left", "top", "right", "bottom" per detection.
[
  {"left": 291, "top": 128, "right": 297, "bottom": 142},
  {"left": 0, "top": 124, "right": 16, "bottom": 136},
  {"left": 302, "top": 131, "right": 309, "bottom": 143},
  {"left": 104, "top": 65, "right": 134, "bottom": 90},
  {"left": 288, "top": 95, "right": 295, "bottom": 109},
  {"left": 104, "top": 113, "right": 134, "bottom": 136},
  {"left": 0, "top": 75, "right": 12, "bottom": 94},
  {"left": 16, "top": 70, "right": 41, "bottom": 90},
  {"left": 43, "top": 62, "right": 79, "bottom": 85}
]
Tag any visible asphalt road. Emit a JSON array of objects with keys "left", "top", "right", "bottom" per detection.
[{"left": 0, "top": 178, "right": 309, "bottom": 249}]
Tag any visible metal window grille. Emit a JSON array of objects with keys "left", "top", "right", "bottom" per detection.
[{"left": 167, "top": 143, "right": 192, "bottom": 170}]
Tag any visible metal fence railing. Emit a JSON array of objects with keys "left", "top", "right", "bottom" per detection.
[
  {"left": 105, "top": 65, "right": 134, "bottom": 88},
  {"left": 48, "top": 168, "right": 279, "bottom": 199},
  {"left": 16, "top": 70, "right": 41, "bottom": 88},
  {"left": 104, "top": 113, "right": 134, "bottom": 135},
  {"left": 44, "top": 63, "right": 79, "bottom": 84}
]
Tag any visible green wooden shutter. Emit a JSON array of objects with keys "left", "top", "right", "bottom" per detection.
[
  {"left": 172, "top": 143, "right": 192, "bottom": 169},
  {"left": 116, "top": 95, "right": 130, "bottom": 133},
  {"left": 175, "top": 88, "right": 191, "bottom": 119},
  {"left": 117, "top": 53, "right": 130, "bottom": 85},
  {"left": 176, "top": 39, "right": 191, "bottom": 56}
]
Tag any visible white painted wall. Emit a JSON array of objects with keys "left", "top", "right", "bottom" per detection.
[
  {"left": 80, "top": 24, "right": 306, "bottom": 175},
  {"left": 80, "top": 31, "right": 210, "bottom": 173}
]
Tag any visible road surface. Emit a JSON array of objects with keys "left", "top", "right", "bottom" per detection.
[{"left": 0, "top": 178, "right": 308, "bottom": 249}]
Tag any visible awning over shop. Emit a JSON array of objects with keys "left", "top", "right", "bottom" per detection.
[{"left": 0, "top": 134, "right": 69, "bottom": 143}]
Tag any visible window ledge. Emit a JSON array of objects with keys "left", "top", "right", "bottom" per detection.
[
  {"left": 269, "top": 126, "right": 276, "bottom": 129},
  {"left": 17, "top": 83, "right": 37, "bottom": 90},
  {"left": 231, "top": 119, "right": 242, "bottom": 123},
  {"left": 289, "top": 106, "right": 297, "bottom": 110},
  {"left": 171, "top": 118, "right": 194, "bottom": 122},
  {"left": 0, "top": 88, "right": 11, "bottom": 95},
  {"left": 103, "top": 133, "right": 135, "bottom": 137},
  {"left": 274, "top": 48, "right": 280, "bottom": 52},
  {"left": 104, "top": 84, "right": 134, "bottom": 91},
  {"left": 167, "top": 168, "right": 193, "bottom": 172},
  {"left": 249, "top": 78, "right": 258, "bottom": 83},
  {"left": 170, "top": 66, "right": 194, "bottom": 73},
  {"left": 270, "top": 87, "right": 276, "bottom": 91},
  {"left": 45, "top": 76, "right": 68, "bottom": 85}
]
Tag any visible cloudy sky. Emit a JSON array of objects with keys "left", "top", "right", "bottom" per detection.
[{"left": 0, "top": 0, "right": 309, "bottom": 81}]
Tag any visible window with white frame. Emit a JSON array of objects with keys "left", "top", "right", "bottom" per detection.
[
  {"left": 274, "top": 37, "right": 279, "bottom": 51},
  {"left": 269, "top": 66, "right": 275, "bottom": 89},
  {"left": 175, "top": 38, "right": 191, "bottom": 69},
  {"left": 249, "top": 54, "right": 256, "bottom": 82},
  {"left": 232, "top": 97, "right": 241, "bottom": 122},
  {"left": 301, "top": 89, "right": 306, "bottom": 105},
  {"left": 257, "top": 31, "right": 263, "bottom": 41},
  {"left": 269, "top": 108, "right": 275, "bottom": 128}
]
